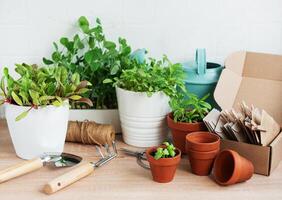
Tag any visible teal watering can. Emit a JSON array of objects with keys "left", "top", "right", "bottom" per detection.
[
  {"left": 130, "top": 48, "right": 147, "bottom": 64},
  {"left": 182, "top": 49, "right": 224, "bottom": 108}
]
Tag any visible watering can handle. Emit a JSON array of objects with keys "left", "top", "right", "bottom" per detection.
[{"left": 195, "top": 48, "right": 207, "bottom": 75}]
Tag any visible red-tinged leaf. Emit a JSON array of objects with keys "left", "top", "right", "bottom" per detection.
[
  {"left": 75, "top": 80, "right": 90, "bottom": 91},
  {"left": 76, "top": 97, "right": 93, "bottom": 107}
]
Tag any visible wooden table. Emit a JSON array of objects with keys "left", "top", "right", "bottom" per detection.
[{"left": 0, "top": 120, "right": 282, "bottom": 200}]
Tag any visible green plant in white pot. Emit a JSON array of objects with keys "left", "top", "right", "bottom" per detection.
[
  {"left": 104, "top": 55, "right": 186, "bottom": 147},
  {"left": 43, "top": 16, "right": 135, "bottom": 133},
  {"left": 0, "top": 63, "right": 92, "bottom": 159}
]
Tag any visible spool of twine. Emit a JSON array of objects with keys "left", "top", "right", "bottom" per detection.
[{"left": 66, "top": 120, "right": 115, "bottom": 146}]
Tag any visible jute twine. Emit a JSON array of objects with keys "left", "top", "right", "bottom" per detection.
[{"left": 66, "top": 120, "right": 115, "bottom": 146}]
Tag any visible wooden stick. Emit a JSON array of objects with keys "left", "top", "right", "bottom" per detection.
[
  {"left": 43, "top": 163, "right": 94, "bottom": 194},
  {"left": 0, "top": 158, "right": 43, "bottom": 183}
]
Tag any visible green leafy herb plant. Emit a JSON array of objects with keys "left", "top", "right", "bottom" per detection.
[
  {"left": 169, "top": 92, "right": 212, "bottom": 123},
  {"left": 0, "top": 63, "right": 93, "bottom": 121},
  {"left": 153, "top": 142, "right": 177, "bottom": 160},
  {"left": 43, "top": 16, "right": 134, "bottom": 109},
  {"left": 105, "top": 55, "right": 186, "bottom": 98}
]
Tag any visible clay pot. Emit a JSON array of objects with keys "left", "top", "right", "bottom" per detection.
[
  {"left": 185, "top": 132, "right": 220, "bottom": 152},
  {"left": 187, "top": 149, "right": 219, "bottom": 176},
  {"left": 167, "top": 113, "right": 207, "bottom": 153},
  {"left": 146, "top": 146, "right": 181, "bottom": 183},
  {"left": 213, "top": 150, "right": 254, "bottom": 186}
]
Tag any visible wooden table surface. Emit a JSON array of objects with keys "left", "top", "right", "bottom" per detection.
[{"left": 0, "top": 120, "right": 282, "bottom": 200}]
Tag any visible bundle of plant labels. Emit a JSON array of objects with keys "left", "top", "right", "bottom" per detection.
[{"left": 203, "top": 101, "right": 281, "bottom": 146}]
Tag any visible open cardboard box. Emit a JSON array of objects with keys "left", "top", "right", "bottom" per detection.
[{"left": 214, "top": 51, "right": 282, "bottom": 176}]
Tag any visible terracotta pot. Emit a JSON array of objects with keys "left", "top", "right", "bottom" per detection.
[
  {"left": 167, "top": 113, "right": 207, "bottom": 153},
  {"left": 185, "top": 131, "right": 220, "bottom": 153},
  {"left": 187, "top": 149, "right": 219, "bottom": 176},
  {"left": 146, "top": 146, "right": 181, "bottom": 183},
  {"left": 213, "top": 149, "right": 254, "bottom": 186}
]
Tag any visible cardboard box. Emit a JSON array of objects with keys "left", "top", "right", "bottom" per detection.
[{"left": 214, "top": 51, "right": 282, "bottom": 176}]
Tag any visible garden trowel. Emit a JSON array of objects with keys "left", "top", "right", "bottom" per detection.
[{"left": 0, "top": 152, "right": 82, "bottom": 183}]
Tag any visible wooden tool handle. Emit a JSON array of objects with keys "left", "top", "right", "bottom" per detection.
[
  {"left": 0, "top": 158, "right": 43, "bottom": 183},
  {"left": 43, "top": 163, "right": 94, "bottom": 194}
]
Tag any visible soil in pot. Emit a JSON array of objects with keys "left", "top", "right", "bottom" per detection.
[
  {"left": 187, "top": 149, "right": 219, "bottom": 176},
  {"left": 167, "top": 113, "right": 207, "bottom": 153},
  {"left": 185, "top": 131, "right": 220, "bottom": 152},
  {"left": 146, "top": 146, "right": 181, "bottom": 183},
  {"left": 213, "top": 149, "right": 254, "bottom": 186}
]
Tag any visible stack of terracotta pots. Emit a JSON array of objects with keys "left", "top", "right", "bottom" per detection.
[{"left": 185, "top": 132, "right": 220, "bottom": 176}]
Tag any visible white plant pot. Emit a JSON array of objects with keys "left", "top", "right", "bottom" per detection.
[
  {"left": 5, "top": 103, "right": 69, "bottom": 159},
  {"left": 69, "top": 109, "right": 121, "bottom": 133},
  {"left": 116, "top": 87, "right": 170, "bottom": 147}
]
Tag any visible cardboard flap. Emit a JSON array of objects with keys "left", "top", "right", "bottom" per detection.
[
  {"left": 215, "top": 51, "right": 282, "bottom": 125},
  {"left": 224, "top": 51, "right": 247, "bottom": 75},
  {"left": 214, "top": 70, "right": 242, "bottom": 110},
  {"left": 243, "top": 52, "right": 282, "bottom": 81}
]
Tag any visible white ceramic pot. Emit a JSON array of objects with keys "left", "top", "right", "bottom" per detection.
[
  {"left": 5, "top": 102, "right": 69, "bottom": 159},
  {"left": 116, "top": 87, "right": 171, "bottom": 147},
  {"left": 69, "top": 109, "right": 121, "bottom": 133}
]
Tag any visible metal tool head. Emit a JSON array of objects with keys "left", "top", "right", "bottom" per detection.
[
  {"left": 41, "top": 152, "right": 82, "bottom": 168},
  {"left": 120, "top": 148, "right": 150, "bottom": 169},
  {"left": 91, "top": 141, "right": 118, "bottom": 168}
]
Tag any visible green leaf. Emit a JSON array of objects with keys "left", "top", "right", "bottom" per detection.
[
  {"left": 52, "top": 52, "right": 61, "bottom": 62},
  {"left": 0, "top": 76, "right": 5, "bottom": 94},
  {"left": 90, "top": 62, "right": 100, "bottom": 72},
  {"left": 52, "top": 100, "right": 62, "bottom": 106},
  {"left": 88, "top": 36, "right": 95, "bottom": 48},
  {"left": 15, "top": 110, "right": 29, "bottom": 121},
  {"left": 84, "top": 50, "right": 94, "bottom": 64},
  {"left": 29, "top": 90, "right": 39, "bottom": 105},
  {"left": 104, "top": 41, "right": 116, "bottom": 50},
  {"left": 103, "top": 79, "right": 113, "bottom": 84},
  {"left": 69, "top": 95, "right": 82, "bottom": 100},
  {"left": 11, "top": 92, "right": 23, "bottom": 106},
  {"left": 43, "top": 57, "right": 54, "bottom": 65},
  {"left": 53, "top": 42, "right": 58, "bottom": 50},
  {"left": 60, "top": 37, "right": 69, "bottom": 47},
  {"left": 74, "top": 35, "right": 84, "bottom": 49},
  {"left": 78, "top": 16, "right": 89, "bottom": 33},
  {"left": 110, "top": 65, "right": 119, "bottom": 75},
  {"left": 76, "top": 88, "right": 89, "bottom": 94}
]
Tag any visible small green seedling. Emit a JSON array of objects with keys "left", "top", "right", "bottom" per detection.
[{"left": 154, "top": 142, "right": 177, "bottom": 160}]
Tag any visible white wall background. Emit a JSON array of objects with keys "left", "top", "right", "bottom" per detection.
[{"left": 0, "top": 0, "right": 282, "bottom": 117}]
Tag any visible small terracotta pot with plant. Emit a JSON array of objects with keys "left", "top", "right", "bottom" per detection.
[
  {"left": 146, "top": 142, "right": 181, "bottom": 183},
  {"left": 167, "top": 92, "right": 211, "bottom": 153}
]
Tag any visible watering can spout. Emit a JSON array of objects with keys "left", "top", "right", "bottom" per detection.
[{"left": 131, "top": 48, "right": 147, "bottom": 64}]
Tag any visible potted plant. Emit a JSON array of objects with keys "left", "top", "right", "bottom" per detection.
[
  {"left": 146, "top": 142, "right": 181, "bottom": 183},
  {"left": 105, "top": 55, "right": 186, "bottom": 147},
  {"left": 167, "top": 92, "right": 211, "bottom": 153},
  {"left": 0, "top": 63, "right": 92, "bottom": 159},
  {"left": 43, "top": 16, "right": 137, "bottom": 133}
]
